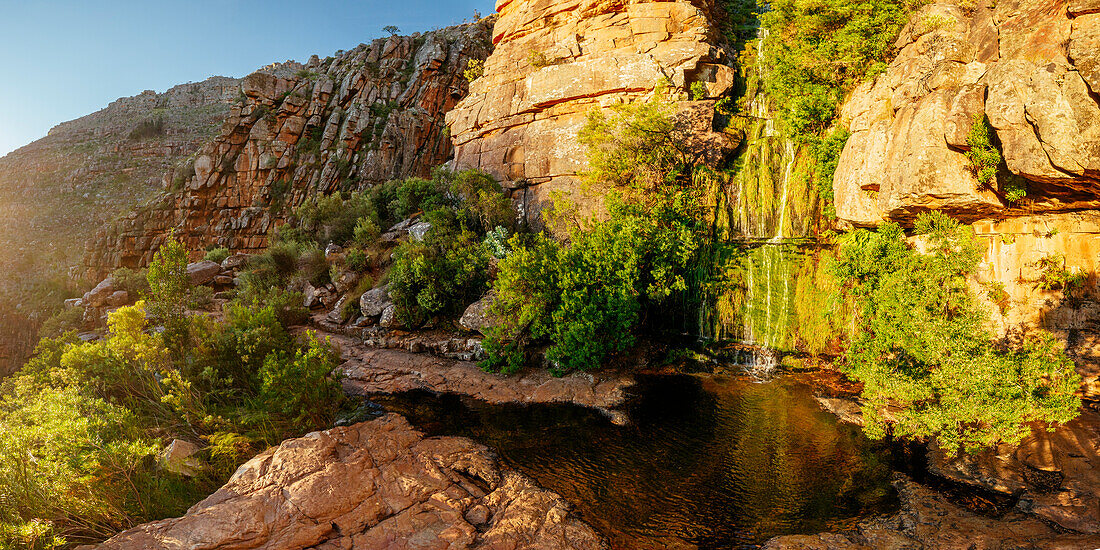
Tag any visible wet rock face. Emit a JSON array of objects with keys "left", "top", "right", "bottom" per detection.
[
  {"left": 834, "top": 0, "right": 1100, "bottom": 226},
  {"left": 446, "top": 0, "right": 735, "bottom": 227},
  {"left": 84, "top": 20, "right": 494, "bottom": 276},
  {"left": 763, "top": 474, "right": 1100, "bottom": 549},
  {"left": 82, "top": 414, "right": 608, "bottom": 550}
]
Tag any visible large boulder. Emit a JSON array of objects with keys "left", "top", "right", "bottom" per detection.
[
  {"left": 459, "top": 291, "right": 497, "bottom": 335},
  {"left": 359, "top": 284, "right": 393, "bottom": 317},
  {"left": 82, "top": 277, "right": 117, "bottom": 308},
  {"left": 186, "top": 261, "right": 222, "bottom": 286},
  {"left": 83, "top": 414, "right": 608, "bottom": 550}
]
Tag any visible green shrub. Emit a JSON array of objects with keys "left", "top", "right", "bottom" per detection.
[
  {"left": 810, "top": 129, "right": 850, "bottom": 219},
  {"left": 966, "top": 114, "right": 1001, "bottom": 187},
  {"left": 1035, "top": 254, "right": 1088, "bottom": 292},
  {"left": 463, "top": 58, "right": 485, "bottom": 81},
  {"left": 259, "top": 333, "right": 343, "bottom": 431},
  {"left": 834, "top": 211, "right": 1081, "bottom": 455},
  {"left": 353, "top": 218, "right": 381, "bottom": 248},
  {"left": 389, "top": 224, "right": 490, "bottom": 327},
  {"left": 204, "top": 247, "right": 230, "bottom": 264},
  {"left": 146, "top": 236, "right": 192, "bottom": 348},
  {"left": 346, "top": 248, "right": 369, "bottom": 272},
  {"left": 691, "top": 81, "right": 708, "bottom": 100},
  {"left": 112, "top": 267, "right": 151, "bottom": 296},
  {"left": 757, "top": 0, "right": 918, "bottom": 138}
]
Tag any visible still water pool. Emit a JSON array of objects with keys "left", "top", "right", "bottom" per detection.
[{"left": 367, "top": 374, "right": 904, "bottom": 549}]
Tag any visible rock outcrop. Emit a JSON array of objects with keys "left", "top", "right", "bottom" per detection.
[
  {"left": 84, "top": 20, "right": 494, "bottom": 276},
  {"left": 337, "top": 338, "right": 633, "bottom": 423},
  {"left": 446, "top": 0, "right": 736, "bottom": 226},
  {"left": 834, "top": 0, "right": 1100, "bottom": 226},
  {"left": 763, "top": 474, "right": 1100, "bottom": 549},
  {"left": 83, "top": 414, "right": 607, "bottom": 550}
]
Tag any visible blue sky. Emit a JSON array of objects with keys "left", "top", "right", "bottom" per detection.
[{"left": 0, "top": 0, "right": 494, "bottom": 157}]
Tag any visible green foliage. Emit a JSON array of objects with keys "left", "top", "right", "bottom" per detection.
[
  {"left": 389, "top": 222, "right": 491, "bottom": 327},
  {"left": 259, "top": 333, "right": 343, "bottom": 431},
  {"left": 203, "top": 247, "right": 230, "bottom": 264},
  {"left": 383, "top": 25, "right": 400, "bottom": 36},
  {"left": 793, "top": 250, "right": 846, "bottom": 356},
  {"left": 484, "top": 189, "right": 702, "bottom": 373},
  {"left": 691, "top": 81, "right": 708, "bottom": 100},
  {"left": 718, "top": 0, "right": 761, "bottom": 48},
  {"left": 757, "top": 0, "right": 919, "bottom": 138},
  {"left": 128, "top": 118, "right": 165, "bottom": 140},
  {"left": 111, "top": 267, "right": 150, "bottom": 296},
  {"left": 345, "top": 248, "right": 369, "bottom": 272},
  {"left": 527, "top": 49, "right": 550, "bottom": 68},
  {"left": 834, "top": 212, "right": 1081, "bottom": 455},
  {"left": 809, "top": 129, "right": 850, "bottom": 219},
  {"left": 966, "top": 114, "right": 1001, "bottom": 188},
  {"left": 0, "top": 289, "right": 342, "bottom": 544},
  {"left": 1035, "top": 254, "right": 1088, "bottom": 292},
  {"left": 145, "top": 236, "right": 191, "bottom": 347}
]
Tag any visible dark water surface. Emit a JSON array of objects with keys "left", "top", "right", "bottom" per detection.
[{"left": 367, "top": 374, "right": 903, "bottom": 549}]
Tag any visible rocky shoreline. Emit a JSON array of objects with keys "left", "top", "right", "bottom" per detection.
[{"left": 80, "top": 414, "right": 608, "bottom": 550}]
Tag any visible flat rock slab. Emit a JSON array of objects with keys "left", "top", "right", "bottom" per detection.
[
  {"left": 81, "top": 414, "right": 608, "bottom": 550},
  {"left": 336, "top": 338, "right": 633, "bottom": 423},
  {"left": 764, "top": 474, "right": 1100, "bottom": 549}
]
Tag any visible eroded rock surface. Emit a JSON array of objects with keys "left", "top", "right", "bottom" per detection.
[
  {"left": 835, "top": 0, "right": 1100, "bottom": 226},
  {"left": 447, "top": 0, "right": 736, "bottom": 226},
  {"left": 337, "top": 338, "right": 632, "bottom": 422},
  {"left": 763, "top": 474, "right": 1100, "bottom": 549},
  {"left": 85, "top": 20, "right": 494, "bottom": 275},
  {"left": 83, "top": 414, "right": 607, "bottom": 550}
]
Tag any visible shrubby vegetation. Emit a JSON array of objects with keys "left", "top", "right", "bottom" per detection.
[
  {"left": 0, "top": 236, "right": 343, "bottom": 548},
  {"left": 482, "top": 94, "right": 705, "bottom": 373},
  {"left": 758, "top": 0, "right": 921, "bottom": 138},
  {"left": 832, "top": 212, "right": 1081, "bottom": 455}
]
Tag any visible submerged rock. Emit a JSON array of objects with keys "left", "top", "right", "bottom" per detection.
[{"left": 83, "top": 414, "right": 607, "bottom": 550}]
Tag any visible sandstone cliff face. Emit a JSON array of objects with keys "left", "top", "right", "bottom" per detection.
[
  {"left": 84, "top": 20, "right": 494, "bottom": 275},
  {"left": 446, "top": 0, "right": 735, "bottom": 226},
  {"left": 83, "top": 414, "right": 607, "bottom": 550},
  {"left": 834, "top": 0, "right": 1100, "bottom": 226}
]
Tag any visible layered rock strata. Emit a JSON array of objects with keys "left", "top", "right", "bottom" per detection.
[
  {"left": 82, "top": 414, "right": 607, "bottom": 550},
  {"left": 446, "top": 0, "right": 736, "bottom": 226},
  {"left": 84, "top": 20, "right": 494, "bottom": 276},
  {"left": 834, "top": 0, "right": 1100, "bottom": 226}
]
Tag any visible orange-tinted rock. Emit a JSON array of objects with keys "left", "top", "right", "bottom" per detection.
[
  {"left": 835, "top": 1, "right": 1100, "bottom": 226},
  {"left": 84, "top": 21, "right": 494, "bottom": 276},
  {"left": 446, "top": 0, "right": 735, "bottom": 227},
  {"left": 82, "top": 414, "right": 608, "bottom": 550}
]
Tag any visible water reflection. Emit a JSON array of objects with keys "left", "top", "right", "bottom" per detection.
[{"left": 369, "top": 374, "right": 897, "bottom": 549}]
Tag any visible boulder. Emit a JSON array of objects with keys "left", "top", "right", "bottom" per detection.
[
  {"left": 220, "top": 254, "right": 252, "bottom": 271},
  {"left": 82, "top": 277, "right": 117, "bottom": 308},
  {"left": 408, "top": 221, "right": 432, "bottom": 241},
  {"left": 105, "top": 290, "right": 131, "bottom": 308},
  {"left": 85, "top": 415, "right": 608, "bottom": 550},
  {"left": 379, "top": 304, "right": 397, "bottom": 327},
  {"left": 186, "top": 261, "right": 222, "bottom": 286},
  {"left": 160, "top": 439, "right": 201, "bottom": 477},
  {"left": 359, "top": 284, "right": 393, "bottom": 317},
  {"left": 63, "top": 298, "right": 83, "bottom": 308},
  {"left": 213, "top": 275, "right": 233, "bottom": 286},
  {"left": 303, "top": 283, "right": 322, "bottom": 309},
  {"left": 459, "top": 291, "right": 496, "bottom": 334}
]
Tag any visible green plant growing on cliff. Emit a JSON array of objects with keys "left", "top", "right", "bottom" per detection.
[
  {"left": 757, "top": 0, "right": 919, "bottom": 138},
  {"left": 835, "top": 211, "right": 1081, "bottom": 455},
  {"left": 811, "top": 129, "right": 850, "bottom": 219},
  {"left": 527, "top": 49, "right": 551, "bottom": 69},
  {"left": 966, "top": 114, "right": 1001, "bottom": 188},
  {"left": 145, "top": 235, "right": 192, "bottom": 348},
  {"left": 691, "top": 81, "right": 709, "bottom": 100},
  {"left": 1035, "top": 254, "right": 1088, "bottom": 292},
  {"left": 204, "top": 247, "right": 230, "bottom": 264}
]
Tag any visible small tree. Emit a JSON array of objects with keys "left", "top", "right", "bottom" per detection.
[
  {"left": 383, "top": 25, "right": 400, "bottom": 36},
  {"left": 146, "top": 234, "right": 192, "bottom": 348}
]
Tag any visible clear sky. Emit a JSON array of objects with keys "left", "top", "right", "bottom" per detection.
[{"left": 0, "top": 0, "right": 494, "bottom": 157}]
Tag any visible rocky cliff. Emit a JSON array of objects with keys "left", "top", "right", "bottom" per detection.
[
  {"left": 831, "top": 0, "right": 1100, "bottom": 392},
  {"left": 84, "top": 20, "right": 494, "bottom": 275},
  {"left": 0, "top": 76, "right": 239, "bottom": 375},
  {"left": 446, "top": 0, "right": 736, "bottom": 226},
  {"left": 834, "top": 0, "right": 1100, "bottom": 226}
]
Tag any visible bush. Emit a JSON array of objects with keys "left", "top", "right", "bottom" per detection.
[
  {"left": 389, "top": 223, "right": 491, "bottom": 327},
  {"left": 146, "top": 236, "right": 191, "bottom": 347},
  {"left": 834, "top": 212, "right": 1081, "bottom": 455},
  {"left": 345, "top": 248, "right": 369, "bottom": 272},
  {"left": 757, "top": 0, "right": 918, "bottom": 138},
  {"left": 112, "top": 267, "right": 150, "bottom": 296},
  {"left": 259, "top": 333, "right": 343, "bottom": 431},
  {"left": 464, "top": 58, "right": 485, "bottom": 81},
  {"left": 966, "top": 114, "right": 1001, "bottom": 187},
  {"left": 204, "top": 247, "right": 230, "bottom": 264}
]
